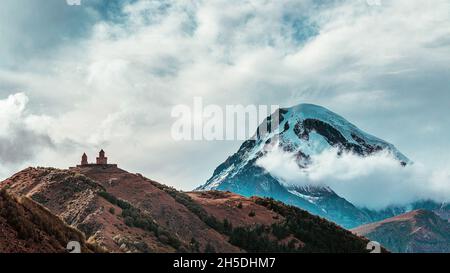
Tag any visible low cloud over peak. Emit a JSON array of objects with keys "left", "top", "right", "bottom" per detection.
[{"left": 257, "top": 146, "right": 450, "bottom": 209}]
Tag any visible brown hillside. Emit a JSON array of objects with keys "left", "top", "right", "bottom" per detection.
[
  {"left": 0, "top": 189, "right": 100, "bottom": 253},
  {"left": 352, "top": 210, "right": 450, "bottom": 253},
  {"left": 1, "top": 166, "right": 373, "bottom": 253},
  {"left": 187, "top": 191, "right": 284, "bottom": 228}
]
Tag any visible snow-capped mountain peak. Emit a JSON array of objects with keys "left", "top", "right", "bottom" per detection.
[
  {"left": 197, "top": 103, "right": 410, "bottom": 228},
  {"left": 259, "top": 103, "right": 409, "bottom": 162}
]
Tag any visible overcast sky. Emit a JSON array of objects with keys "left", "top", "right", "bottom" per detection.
[{"left": 0, "top": 0, "right": 449, "bottom": 192}]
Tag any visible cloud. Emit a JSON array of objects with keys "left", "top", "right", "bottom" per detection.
[
  {"left": 256, "top": 146, "right": 450, "bottom": 209},
  {"left": 0, "top": 93, "right": 53, "bottom": 176},
  {"left": 0, "top": 0, "right": 449, "bottom": 192}
]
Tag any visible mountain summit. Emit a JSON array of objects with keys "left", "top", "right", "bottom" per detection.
[{"left": 198, "top": 103, "right": 410, "bottom": 228}]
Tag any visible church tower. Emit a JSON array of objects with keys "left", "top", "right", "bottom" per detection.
[
  {"left": 81, "top": 153, "right": 88, "bottom": 165},
  {"left": 96, "top": 149, "right": 108, "bottom": 165},
  {"left": 73, "top": 149, "right": 117, "bottom": 169}
]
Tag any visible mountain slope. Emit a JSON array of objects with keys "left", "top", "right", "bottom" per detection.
[
  {"left": 0, "top": 189, "right": 100, "bottom": 253},
  {"left": 1, "top": 167, "right": 235, "bottom": 253},
  {"left": 352, "top": 210, "right": 450, "bottom": 253},
  {"left": 197, "top": 104, "right": 410, "bottom": 228},
  {"left": 1, "top": 165, "right": 373, "bottom": 253}
]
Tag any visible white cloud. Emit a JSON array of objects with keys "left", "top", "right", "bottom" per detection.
[
  {"left": 0, "top": 93, "right": 29, "bottom": 134},
  {"left": 0, "top": 93, "right": 53, "bottom": 176},
  {"left": 257, "top": 146, "right": 450, "bottom": 209},
  {"left": 0, "top": 0, "right": 449, "bottom": 192}
]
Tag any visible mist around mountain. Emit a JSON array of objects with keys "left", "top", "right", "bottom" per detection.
[{"left": 197, "top": 104, "right": 449, "bottom": 229}]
